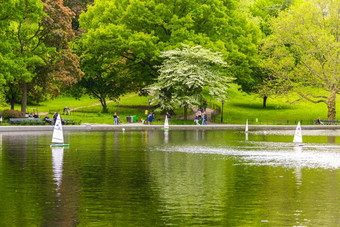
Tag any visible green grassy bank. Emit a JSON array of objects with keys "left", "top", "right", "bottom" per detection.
[{"left": 1, "top": 89, "right": 335, "bottom": 125}]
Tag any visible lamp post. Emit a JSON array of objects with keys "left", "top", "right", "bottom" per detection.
[
  {"left": 221, "top": 100, "right": 224, "bottom": 123},
  {"left": 146, "top": 98, "right": 151, "bottom": 124},
  {"left": 148, "top": 98, "right": 151, "bottom": 115}
]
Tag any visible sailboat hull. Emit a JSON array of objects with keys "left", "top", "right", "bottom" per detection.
[{"left": 50, "top": 144, "right": 69, "bottom": 147}]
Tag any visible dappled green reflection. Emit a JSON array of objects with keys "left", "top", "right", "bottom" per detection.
[{"left": 0, "top": 130, "right": 340, "bottom": 226}]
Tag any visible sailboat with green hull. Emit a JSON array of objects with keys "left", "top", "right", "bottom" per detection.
[{"left": 50, "top": 114, "right": 69, "bottom": 147}]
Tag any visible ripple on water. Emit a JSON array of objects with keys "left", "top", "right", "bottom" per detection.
[{"left": 155, "top": 143, "right": 340, "bottom": 169}]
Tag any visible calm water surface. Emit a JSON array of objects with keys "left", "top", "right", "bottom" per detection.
[{"left": 1, "top": 129, "right": 340, "bottom": 226}]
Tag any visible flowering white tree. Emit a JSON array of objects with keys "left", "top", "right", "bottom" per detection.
[{"left": 146, "top": 45, "right": 233, "bottom": 119}]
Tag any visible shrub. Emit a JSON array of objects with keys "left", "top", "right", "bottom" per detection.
[{"left": 1, "top": 109, "right": 25, "bottom": 120}]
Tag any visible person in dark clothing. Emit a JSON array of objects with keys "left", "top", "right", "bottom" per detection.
[
  {"left": 202, "top": 112, "right": 208, "bottom": 125},
  {"left": 53, "top": 111, "right": 64, "bottom": 125},
  {"left": 53, "top": 111, "right": 58, "bottom": 122},
  {"left": 148, "top": 112, "right": 154, "bottom": 125},
  {"left": 317, "top": 117, "right": 324, "bottom": 125},
  {"left": 44, "top": 115, "right": 52, "bottom": 125}
]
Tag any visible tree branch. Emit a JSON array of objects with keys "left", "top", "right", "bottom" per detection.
[{"left": 296, "top": 91, "right": 327, "bottom": 104}]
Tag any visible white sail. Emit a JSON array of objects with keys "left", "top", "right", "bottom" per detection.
[
  {"left": 164, "top": 115, "right": 169, "bottom": 129},
  {"left": 52, "top": 147, "right": 64, "bottom": 192},
  {"left": 245, "top": 119, "right": 248, "bottom": 132},
  {"left": 293, "top": 121, "right": 303, "bottom": 143},
  {"left": 52, "top": 114, "right": 64, "bottom": 144}
]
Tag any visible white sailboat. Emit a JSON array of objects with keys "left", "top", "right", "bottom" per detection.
[
  {"left": 163, "top": 115, "right": 169, "bottom": 130},
  {"left": 293, "top": 121, "right": 303, "bottom": 144},
  {"left": 51, "top": 114, "right": 69, "bottom": 147},
  {"left": 245, "top": 119, "right": 249, "bottom": 132}
]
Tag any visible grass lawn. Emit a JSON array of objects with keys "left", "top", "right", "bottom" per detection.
[
  {"left": 222, "top": 90, "right": 329, "bottom": 125},
  {"left": 1, "top": 89, "right": 336, "bottom": 125}
]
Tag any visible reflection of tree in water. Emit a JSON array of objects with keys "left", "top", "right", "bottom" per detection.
[
  {"left": 47, "top": 146, "right": 81, "bottom": 226},
  {"left": 328, "top": 136, "right": 336, "bottom": 143}
]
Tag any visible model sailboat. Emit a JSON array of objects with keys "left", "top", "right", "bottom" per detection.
[
  {"left": 245, "top": 119, "right": 249, "bottom": 132},
  {"left": 51, "top": 114, "right": 69, "bottom": 147},
  {"left": 293, "top": 121, "right": 303, "bottom": 145},
  {"left": 163, "top": 115, "right": 169, "bottom": 130}
]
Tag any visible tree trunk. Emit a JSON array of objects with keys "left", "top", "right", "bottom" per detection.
[
  {"left": 327, "top": 89, "right": 336, "bottom": 120},
  {"left": 100, "top": 95, "right": 108, "bottom": 113},
  {"left": 10, "top": 95, "right": 15, "bottom": 110},
  {"left": 184, "top": 104, "right": 188, "bottom": 120},
  {"left": 263, "top": 96, "right": 267, "bottom": 108},
  {"left": 21, "top": 80, "right": 27, "bottom": 114}
]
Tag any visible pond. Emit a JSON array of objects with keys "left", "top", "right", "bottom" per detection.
[{"left": 1, "top": 129, "right": 340, "bottom": 226}]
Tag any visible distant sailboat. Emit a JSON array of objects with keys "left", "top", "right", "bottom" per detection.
[
  {"left": 293, "top": 121, "right": 303, "bottom": 145},
  {"left": 51, "top": 114, "right": 69, "bottom": 147},
  {"left": 163, "top": 115, "right": 169, "bottom": 130},
  {"left": 245, "top": 119, "right": 249, "bottom": 133}
]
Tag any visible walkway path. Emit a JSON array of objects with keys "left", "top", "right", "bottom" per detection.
[
  {"left": 178, "top": 107, "right": 216, "bottom": 124},
  {"left": 39, "top": 100, "right": 217, "bottom": 124}
]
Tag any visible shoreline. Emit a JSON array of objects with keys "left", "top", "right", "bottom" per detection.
[{"left": 0, "top": 123, "right": 339, "bottom": 132}]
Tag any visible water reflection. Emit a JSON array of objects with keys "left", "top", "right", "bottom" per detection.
[
  {"left": 164, "top": 130, "right": 169, "bottom": 144},
  {"left": 2, "top": 130, "right": 340, "bottom": 226},
  {"left": 158, "top": 142, "right": 340, "bottom": 169},
  {"left": 52, "top": 147, "right": 64, "bottom": 195},
  {"left": 293, "top": 146, "right": 302, "bottom": 186}
]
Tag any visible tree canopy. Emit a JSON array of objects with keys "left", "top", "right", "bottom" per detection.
[
  {"left": 0, "top": 0, "right": 82, "bottom": 112},
  {"left": 78, "top": 0, "right": 260, "bottom": 96},
  {"left": 262, "top": 0, "right": 340, "bottom": 120}
]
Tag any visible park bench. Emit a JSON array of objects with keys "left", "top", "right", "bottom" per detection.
[{"left": 314, "top": 119, "right": 340, "bottom": 125}]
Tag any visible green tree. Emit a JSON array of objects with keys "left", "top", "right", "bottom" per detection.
[
  {"left": 31, "top": 0, "right": 83, "bottom": 102},
  {"left": 73, "top": 44, "right": 132, "bottom": 112},
  {"left": 262, "top": 0, "right": 340, "bottom": 120},
  {"left": 242, "top": 0, "right": 294, "bottom": 108},
  {"left": 146, "top": 45, "right": 232, "bottom": 119},
  {"left": 0, "top": 0, "right": 54, "bottom": 112},
  {"left": 77, "top": 0, "right": 260, "bottom": 99},
  {"left": 0, "top": 0, "right": 82, "bottom": 111}
]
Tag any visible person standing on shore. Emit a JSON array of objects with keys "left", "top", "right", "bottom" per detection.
[
  {"left": 53, "top": 111, "right": 58, "bottom": 125},
  {"left": 113, "top": 112, "right": 118, "bottom": 125},
  {"left": 166, "top": 112, "right": 171, "bottom": 122},
  {"left": 202, "top": 112, "right": 208, "bottom": 125},
  {"left": 148, "top": 112, "right": 154, "bottom": 125}
]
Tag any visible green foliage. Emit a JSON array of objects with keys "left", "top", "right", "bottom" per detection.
[
  {"left": 0, "top": 0, "right": 55, "bottom": 112},
  {"left": 73, "top": 37, "right": 131, "bottom": 112},
  {"left": 262, "top": 0, "right": 340, "bottom": 119},
  {"left": 78, "top": 0, "right": 260, "bottom": 96}
]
